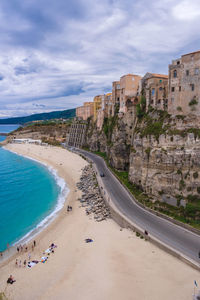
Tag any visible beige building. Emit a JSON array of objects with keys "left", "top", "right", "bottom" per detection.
[
  {"left": 93, "top": 95, "right": 103, "bottom": 122},
  {"left": 111, "top": 81, "right": 120, "bottom": 116},
  {"left": 141, "top": 73, "right": 168, "bottom": 111},
  {"left": 119, "top": 74, "right": 141, "bottom": 114},
  {"left": 96, "top": 93, "right": 112, "bottom": 130},
  {"left": 76, "top": 102, "right": 94, "bottom": 121},
  {"left": 168, "top": 50, "right": 200, "bottom": 116},
  {"left": 103, "top": 92, "right": 112, "bottom": 117}
]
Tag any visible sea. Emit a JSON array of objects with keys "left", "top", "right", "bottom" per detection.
[{"left": 0, "top": 125, "right": 68, "bottom": 253}]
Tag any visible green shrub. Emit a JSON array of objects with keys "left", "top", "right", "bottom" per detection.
[
  {"left": 177, "top": 169, "right": 182, "bottom": 175},
  {"left": 145, "top": 147, "right": 151, "bottom": 158},
  {"left": 179, "top": 179, "right": 186, "bottom": 190},
  {"left": 197, "top": 187, "right": 200, "bottom": 194},
  {"left": 193, "top": 172, "right": 198, "bottom": 179},
  {"left": 177, "top": 106, "right": 182, "bottom": 111},
  {"left": 189, "top": 98, "right": 198, "bottom": 106}
]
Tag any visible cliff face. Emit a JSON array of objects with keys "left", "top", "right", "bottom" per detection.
[
  {"left": 85, "top": 106, "right": 137, "bottom": 170},
  {"left": 86, "top": 108, "right": 200, "bottom": 209},
  {"left": 129, "top": 111, "right": 200, "bottom": 206}
]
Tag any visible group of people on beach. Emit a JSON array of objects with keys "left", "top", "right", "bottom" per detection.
[
  {"left": 7, "top": 240, "right": 37, "bottom": 285},
  {"left": 16, "top": 240, "right": 36, "bottom": 253}
]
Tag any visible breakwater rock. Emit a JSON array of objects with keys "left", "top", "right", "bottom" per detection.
[{"left": 77, "top": 165, "right": 110, "bottom": 222}]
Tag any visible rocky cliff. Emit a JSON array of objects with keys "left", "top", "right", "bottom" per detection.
[{"left": 85, "top": 108, "right": 200, "bottom": 222}]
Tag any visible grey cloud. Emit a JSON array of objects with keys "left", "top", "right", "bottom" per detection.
[{"left": 0, "top": 0, "right": 200, "bottom": 117}]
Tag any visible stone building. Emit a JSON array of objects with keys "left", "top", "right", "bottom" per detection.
[
  {"left": 168, "top": 50, "right": 200, "bottom": 116},
  {"left": 76, "top": 102, "right": 94, "bottom": 121},
  {"left": 111, "top": 81, "right": 120, "bottom": 116},
  {"left": 119, "top": 74, "right": 141, "bottom": 114},
  {"left": 96, "top": 93, "right": 112, "bottom": 130},
  {"left": 93, "top": 95, "right": 103, "bottom": 122},
  {"left": 103, "top": 93, "right": 112, "bottom": 117},
  {"left": 141, "top": 73, "right": 168, "bottom": 111},
  {"left": 67, "top": 118, "right": 87, "bottom": 148}
]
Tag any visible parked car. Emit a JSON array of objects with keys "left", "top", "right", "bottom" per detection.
[{"left": 100, "top": 172, "right": 105, "bottom": 177}]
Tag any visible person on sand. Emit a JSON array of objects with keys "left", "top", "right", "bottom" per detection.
[
  {"left": 28, "top": 253, "right": 31, "bottom": 260},
  {"left": 19, "top": 260, "right": 21, "bottom": 268},
  {"left": 33, "top": 240, "right": 36, "bottom": 247},
  {"left": 15, "top": 259, "right": 18, "bottom": 267},
  {"left": 17, "top": 246, "right": 19, "bottom": 253},
  {"left": 24, "top": 260, "right": 26, "bottom": 267},
  {"left": 31, "top": 244, "right": 34, "bottom": 251},
  {"left": 7, "top": 275, "right": 16, "bottom": 284}
]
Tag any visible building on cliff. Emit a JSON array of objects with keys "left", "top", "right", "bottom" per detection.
[
  {"left": 168, "top": 50, "right": 200, "bottom": 116},
  {"left": 93, "top": 95, "right": 103, "bottom": 122},
  {"left": 141, "top": 73, "right": 168, "bottom": 111},
  {"left": 111, "top": 81, "right": 120, "bottom": 116},
  {"left": 76, "top": 102, "right": 94, "bottom": 121},
  {"left": 119, "top": 74, "right": 141, "bottom": 114},
  {"left": 96, "top": 93, "right": 112, "bottom": 130},
  {"left": 67, "top": 118, "right": 87, "bottom": 148}
]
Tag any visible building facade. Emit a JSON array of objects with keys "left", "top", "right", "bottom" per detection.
[
  {"left": 111, "top": 81, "right": 120, "bottom": 116},
  {"left": 168, "top": 50, "right": 200, "bottom": 116},
  {"left": 76, "top": 102, "right": 94, "bottom": 121},
  {"left": 67, "top": 119, "right": 87, "bottom": 148},
  {"left": 93, "top": 95, "right": 103, "bottom": 122},
  {"left": 141, "top": 73, "right": 168, "bottom": 111},
  {"left": 119, "top": 74, "right": 141, "bottom": 114}
]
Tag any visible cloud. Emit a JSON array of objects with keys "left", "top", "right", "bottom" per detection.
[{"left": 0, "top": 0, "right": 199, "bottom": 117}]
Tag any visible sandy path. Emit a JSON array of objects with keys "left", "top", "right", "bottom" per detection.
[{"left": 0, "top": 143, "right": 199, "bottom": 300}]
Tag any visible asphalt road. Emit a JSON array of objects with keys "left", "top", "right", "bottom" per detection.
[{"left": 77, "top": 149, "right": 200, "bottom": 264}]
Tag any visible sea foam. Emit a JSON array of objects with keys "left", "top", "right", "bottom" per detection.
[{"left": 5, "top": 147, "right": 69, "bottom": 246}]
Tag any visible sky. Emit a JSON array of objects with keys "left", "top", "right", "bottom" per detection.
[{"left": 0, "top": 0, "right": 200, "bottom": 118}]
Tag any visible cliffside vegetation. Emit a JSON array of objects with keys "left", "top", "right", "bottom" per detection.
[{"left": 85, "top": 104, "right": 200, "bottom": 230}]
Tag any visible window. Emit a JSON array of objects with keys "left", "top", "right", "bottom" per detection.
[
  {"left": 191, "top": 84, "right": 195, "bottom": 91},
  {"left": 177, "top": 61, "right": 180, "bottom": 65},
  {"left": 186, "top": 70, "right": 189, "bottom": 76},
  {"left": 171, "top": 87, "right": 175, "bottom": 92},
  {"left": 179, "top": 86, "right": 181, "bottom": 92},
  {"left": 171, "top": 97, "right": 174, "bottom": 103},
  {"left": 157, "top": 99, "right": 161, "bottom": 104},
  {"left": 152, "top": 88, "right": 155, "bottom": 96},
  {"left": 159, "top": 87, "right": 163, "bottom": 91},
  {"left": 173, "top": 70, "right": 177, "bottom": 78},
  {"left": 195, "top": 68, "right": 199, "bottom": 75}
]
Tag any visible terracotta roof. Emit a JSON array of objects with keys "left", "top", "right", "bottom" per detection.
[
  {"left": 182, "top": 50, "right": 200, "bottom": 57},
  {"left": 120, "top": 73, "right": 141, "bottom": 78},
  {"left": 150, "top": 73, "right": 168, "bottom": 79}
]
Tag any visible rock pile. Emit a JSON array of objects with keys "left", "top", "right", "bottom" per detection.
[{"left": 76, "top": 165, "right": 110, "bottom": 222}]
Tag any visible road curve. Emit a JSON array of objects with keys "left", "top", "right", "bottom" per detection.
[{"left": 78, "top": 149, "right": 200, "bottom": 264}]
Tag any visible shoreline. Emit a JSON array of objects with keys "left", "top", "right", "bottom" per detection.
[
  {"left": 0, "top": 146, "right": 69, "bottom": 264},
  {"left": 0, "top": 143, "right": 199, "bottom": 300}
]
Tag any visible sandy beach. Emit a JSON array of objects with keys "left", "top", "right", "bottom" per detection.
[{"left": 0, "top": 143, "right": 199, "bottom": 300}]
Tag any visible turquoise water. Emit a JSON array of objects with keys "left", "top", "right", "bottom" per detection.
[{"left": 0, "top": 125, "right": 67, "bottom": 252}]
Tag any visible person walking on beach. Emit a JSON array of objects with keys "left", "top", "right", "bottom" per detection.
[
  {"left": 28, "top": 253, "right": 31, "bottom": 261},
  {"left": 15, "top": 259, "right": 18, "bottom": 267},
  {"left": 33, "top": 240, "right": 36, "bottom": 247},
  {"left": 19, "top": 260, "right": 21, "bottom": 268},
  {"left": 24, "top": 260, "right": 26, "bottom": 267},
  {"left": 17, "top": 246, "right": 19, "bottom": 253}
]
